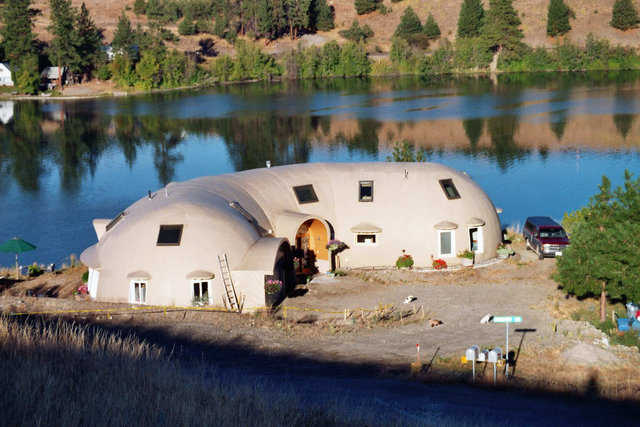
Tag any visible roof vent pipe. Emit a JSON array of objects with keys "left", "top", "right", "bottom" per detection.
[
  {"left": 147, "top": 190, "right": 152, "bottom": 199},
  {"left": 165, "top": 187, "right": 169, "bottom": 198},
  {"left": 404, "top": 169, "right": 408, "bottom": 179}
]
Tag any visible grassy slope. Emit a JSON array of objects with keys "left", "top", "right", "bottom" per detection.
[{"left": 28, "top": 0, "right": 640, "bottom": 54}]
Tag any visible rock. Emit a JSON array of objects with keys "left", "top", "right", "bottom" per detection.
[{"left": 561, "top": 343, "right": 621, "bottom": 366}]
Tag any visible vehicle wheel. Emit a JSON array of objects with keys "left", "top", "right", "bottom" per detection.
[{"left": 538, "top": 245, "right": 544, "bottom": 260}]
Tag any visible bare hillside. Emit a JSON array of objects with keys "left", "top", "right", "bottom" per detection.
[{"left": 28, "top": 0, "right": 640, "bottom": 53}]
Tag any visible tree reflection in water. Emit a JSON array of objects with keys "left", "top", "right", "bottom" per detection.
[{"left": 0, "top": 72, "right": 640, "bottom": 194}]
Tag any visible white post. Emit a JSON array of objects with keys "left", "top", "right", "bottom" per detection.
[{"left": 505, "top": 322, "right": 509, "bottom": 378}]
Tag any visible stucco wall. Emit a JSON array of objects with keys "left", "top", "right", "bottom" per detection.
[{"left": 82, "top": 162, "right": 502, "bottom": 310}]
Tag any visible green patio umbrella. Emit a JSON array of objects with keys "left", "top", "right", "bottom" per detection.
[{"left": 0, "top": 237, "right": 37, "bottom": 279}]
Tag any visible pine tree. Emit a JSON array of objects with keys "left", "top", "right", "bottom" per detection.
[
  {"left": 312, "top": 0, "right": 334, "bottom": 31},
  {"left": 287, "top": 0, "right": 311, "bottom": 39},
  {"left": 1, "top": 0, "right": 36, "bottom": 75},
  {"left": 394, "top": 7, "right": 422, "bottom": 40},
  {"left": 354, "top": 0, "right": 379, "bottom": 15},
  {"left": 611, "top": 0, "right": 640, "bottom": 31},
  {"left": 133, "top": 0, "right": 146, "bottom": 15},
  {"left": 556, "top": 171, "right": 640, "bottom": 322},
  {"left": 48, "top": 0, "right": 81, "bottom": 87},
  {"left": 112, "top": 13, "right": 137, "bottom": 59},
  {"left": 457, "top": 0, "right": 484, "bottom": 38},
  {"left": 482, "top": 0, "right": 523, "bottom": 51},
  {"left": 256, "top": 0, "right": 275, "bottom": 39},
  {"left": 76, "top": 3, "right": 103, "bottom": 79},
  {"left": 145, "top": 0, "right": 164, "bottom": 22},
  {"left": 423, "top": 13, "right": 441, "bottom": 39},
  {"left": 547, "top": 0, "right": 573, "bottom": 37}
]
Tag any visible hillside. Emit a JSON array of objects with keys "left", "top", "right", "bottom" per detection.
[{"left": 26, "top": 0, "right": 640, "bottom": 55}]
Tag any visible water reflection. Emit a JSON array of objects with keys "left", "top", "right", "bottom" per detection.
[{"left": 0, "top": 72, "right": 639, "bottom": 195}]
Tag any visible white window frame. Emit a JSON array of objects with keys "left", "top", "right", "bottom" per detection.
[
  {"left": 438, "top": 230, "right": 456, "bottom": 257},
  {"left": 191, "top": 279, "right": 212, "bottom": 304},
  {"left": 469, "top": 226, "right": 484, "bottom": 254},
  {"left": 129, "top": 280, "right": 148, "bottom": 304},
  {"left": 87, "top": 268, "right": 100, "bottom": 299},
  {"left": 355, "top": 233, "right": 378, "bottom": 246}
]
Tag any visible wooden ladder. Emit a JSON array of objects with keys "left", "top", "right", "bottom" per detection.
[{"left": 218, "top": 253, "right": 239, "bottom": 312}]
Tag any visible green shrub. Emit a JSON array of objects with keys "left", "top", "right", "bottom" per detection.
[
  {"left": 28, "top": 263, "right": 43, "bottom": 277},
  {"left": 178, "top": 18, "right": 196, "bottom": 35},
  {"left": 354, "top": 0, "right": 380, "bottom": 15},
  {"left": 96, "top": 63, "right": 112, "bottom": 81},
  {"left": 81, "top": 271, "right": 89, "bottom": 283},
  {"left": 395, "top": 253, "right": 414, "bottom": 268},
  {"left": 339, "top": 20, "right": 373, "bottom": 42},
  {"left": 454, "top": 36, "right": 492, "bottom": 70}
]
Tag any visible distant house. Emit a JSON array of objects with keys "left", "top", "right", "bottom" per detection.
[
  {"left": 0, "top": 63, "right": 13, "bottom": 87},
  {"left": 103, "top": 44, "right": 139, "bottom": 62},
  {"left": 40, "top": 67, "right": 67, "bottom": 90},
  {"left": 102, "top": 45, "right": 114, "bottom": 61}
]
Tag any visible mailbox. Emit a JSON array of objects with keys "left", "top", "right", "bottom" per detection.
[
  {"left": 477, "top": 350, "right": 487, "bottom": 362},
  {"left": 488, "top": 347, "right": 502, "bottom": 363},
  {"left": 465, "top": 345, "right": 479, "bottom": 361}
]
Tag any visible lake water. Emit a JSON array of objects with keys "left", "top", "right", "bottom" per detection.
[{"left": 1, "top": 71, "right": 640, "bottom": 267}]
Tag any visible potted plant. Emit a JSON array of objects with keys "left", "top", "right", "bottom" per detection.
[
  {"left": 395, "top": 250, "right": 414, "bottom": 269},
  {"left": 264, "top": 278, "right": 283, "bottom": 307},
  {"left": 457, "top": 249, "right": 474, "bottom": 267},
  {"left": 496, "top": 243, "right": 513, "bottom": 259},
  {"left": 432, "top": 258, "right": 448, "bottom": 270},
  {"left": 73, "top": 284, "right": 89, "bottom": 300}
]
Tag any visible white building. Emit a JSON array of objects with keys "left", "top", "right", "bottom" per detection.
[
  {"left": 81, "top": 162, "right": 502, "bottom": 310},
  {"left": 0, "top": 63, "right": 13, "bottom": 87}
]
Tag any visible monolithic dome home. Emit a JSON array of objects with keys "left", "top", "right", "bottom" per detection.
[{"left": 81, "top": 162, "right": 501, "bottom": 310}]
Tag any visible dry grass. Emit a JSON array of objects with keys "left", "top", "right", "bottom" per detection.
[
  {"left": 25, "top": 0, "right": 640, "bottom": 55},
  {"left": 0, "top": 315, "right": 415, "bottom": 426}
]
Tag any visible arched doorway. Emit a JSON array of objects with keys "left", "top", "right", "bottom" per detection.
[{"left": 294, "top": 219, "right": 329, "bottom": 275}]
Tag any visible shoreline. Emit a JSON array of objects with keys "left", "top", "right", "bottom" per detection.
[{"left": 2, "top": 67, "right": 639, "bottom": 102}]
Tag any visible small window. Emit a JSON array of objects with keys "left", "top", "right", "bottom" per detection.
[
  {"left": 359, "top": 181, "right": 373, "bottom": 202},
  {"left": 439, "top": 230, "right": 455, "bottom": 257},
  {"left": 439, "top": 179, "right": 460, "bottom": 200},
  {"left": 157, "top": 224, "right": 184, "bottom": 246},
  {"left": 356, "top": 234, "right": 376, "bottom": 244},
  {"left": 130, "top": 281, "right": 147, "bottom": 304},
  {"left": 192, "top": 281, "right": 210, "bottom": 303},
  {"left": 293, "top": 184, "right": 319, "bottom": 204},
  {"left": 106, "top": 211, "right": 126, "bottom": 232}
]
